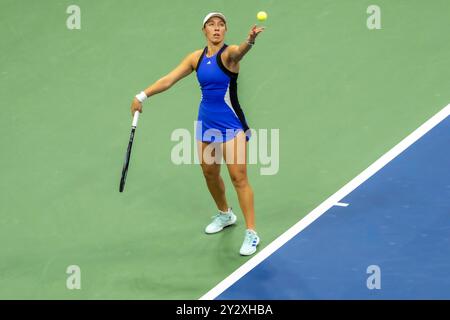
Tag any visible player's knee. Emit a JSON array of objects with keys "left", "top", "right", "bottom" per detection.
[
  {"left": 202, "top": 168, "right": 220, "bottom": 181},
  {"left": 230, "top": 173, "right": 248, "bottom": 189}
]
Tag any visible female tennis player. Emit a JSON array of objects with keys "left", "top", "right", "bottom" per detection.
[{"left": 130, "top": 12, "right": 264, "bottom": 256}]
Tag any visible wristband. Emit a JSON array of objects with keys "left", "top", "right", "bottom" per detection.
[{"left": 135, "top": 91, "right": 148, "bottom": 103}]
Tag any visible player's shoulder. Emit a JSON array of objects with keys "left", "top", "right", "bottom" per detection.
[
  {"left": 223, "top": 45, "right": 239, "bottom": 61},
  {"left": 223, "top": 44, "right": 239, "bottom": 56},
  {"left": 185, "top": 49, "right": 204, "bottom": 63},
  {"left": 190, "top": 49, "right": 205, "bottom": 58},
  {"left": 226, "top": 44, "right": 239, "bottom": 50},
  {"left": 188, "top": 49, "right": 206, "bottom": 70}
]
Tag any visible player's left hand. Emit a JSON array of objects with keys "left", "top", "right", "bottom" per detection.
[{"left": 248, "top": 25, "right": 265, "bottom": 43}]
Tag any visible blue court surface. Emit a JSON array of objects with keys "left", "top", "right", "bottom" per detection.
[{"left": 216, "top": 108, "right": 450, "bottom": 300}]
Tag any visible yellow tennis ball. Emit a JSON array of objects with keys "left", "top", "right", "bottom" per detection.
[{"left": 257, "top": 11, "right": 267, "bottom": 22}]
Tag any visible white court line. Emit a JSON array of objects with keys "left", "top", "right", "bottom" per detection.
[
  {"left": 335, "top": 202, "right": 349, "bottom": 207},
  {"left": 199, "top": 103, "right": 450, "bottom": 300}
]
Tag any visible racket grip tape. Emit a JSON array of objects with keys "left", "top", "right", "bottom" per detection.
[{"left": 132, "top": 111, "right": 140, "bottom": 128}]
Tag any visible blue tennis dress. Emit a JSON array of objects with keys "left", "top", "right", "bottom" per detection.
[{"left": 195, "top": 44, "right": 251, "bottom": 143}]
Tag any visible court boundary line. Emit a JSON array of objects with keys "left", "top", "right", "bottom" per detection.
[{"left": 200, "top": 103, "right": 450, "bottom": 300}]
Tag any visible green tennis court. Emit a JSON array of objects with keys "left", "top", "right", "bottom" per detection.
[{"left": 0, "top": 0, "right": 449, "bottom": 299}]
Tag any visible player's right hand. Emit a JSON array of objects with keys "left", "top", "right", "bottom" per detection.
[{"left": 131, "top": 98, "right": 143, "bottom": 117}]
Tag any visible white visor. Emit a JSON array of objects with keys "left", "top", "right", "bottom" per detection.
[{"left": 202, "top": 12, "right": 227, "bottom": 27}]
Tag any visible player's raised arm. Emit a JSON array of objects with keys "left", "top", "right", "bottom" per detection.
[
  {"left": 228, "top": 25, "right": 265, "bottom": 63},
  {"left": 130, "top": 51, "right": 198, "bottom": 116}
]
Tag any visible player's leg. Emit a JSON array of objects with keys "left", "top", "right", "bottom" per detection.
[
  {"left": 198, "top": 140, "right": 229, "bottom": 212},
  {"left": 223, "top": 131, "right": 259, "bottom": 255},
  {"left": 223, "top": 131, "right": 255, "bottom": 230},
  {"left": 199, "top": 140, "right": 237, "bottom": 234}
]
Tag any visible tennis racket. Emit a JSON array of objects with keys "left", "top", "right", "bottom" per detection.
[{"left": 119, "top": 111, "right": 140, "bottom": 192}]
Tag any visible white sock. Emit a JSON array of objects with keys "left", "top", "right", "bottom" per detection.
[{"left": 219, "top": 208, "right": 231, "bottom": 214}]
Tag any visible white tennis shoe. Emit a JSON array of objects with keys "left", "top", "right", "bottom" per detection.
[
  {"left": 205, "top": 208, "right": 237, "bottom": 234},
  {"left": 239, "top": 229, "right": 260, "bottom": 256}
]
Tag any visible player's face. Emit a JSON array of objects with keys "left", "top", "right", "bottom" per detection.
[{"left": 203, "top": 17, "right": 227, "bottom": 44}]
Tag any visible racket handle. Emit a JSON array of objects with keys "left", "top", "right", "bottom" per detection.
[{"left": 132, "top": 111, "right": 140, "bottom": 128}]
